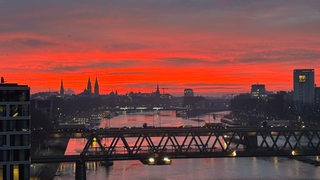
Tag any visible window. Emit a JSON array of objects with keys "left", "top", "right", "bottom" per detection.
[
  {"left": 0, "top": 135, "right": 6, "bottom": 146},
  {"left": 10, "top": 105, "right": 29, "bottom": 117},
  {"left": 0, "top": 121, "right": 5, "bottom": 131},
  {"left": 16, "top": 120, "right": 29, "bottom": 131},
  {"left": 0, "top": 90, "right": 29, "bottom": 102},
  {"left": 0, "top": 105, "right": 6, "bottom": 116},
  {"left": 299, "top": 75, "right": 306, "bottom": 83}
]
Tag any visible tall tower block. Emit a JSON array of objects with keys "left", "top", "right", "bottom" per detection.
[
  {"left": 0, "top": 82, "right": 30, "bottom": 179},
  {"left": 293, "top": 69, "right": 315, "bottom": 105}
]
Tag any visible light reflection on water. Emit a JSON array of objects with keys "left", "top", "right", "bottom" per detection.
[
  {"left": 54, "top": 158, "right": 320, "bottom": 180},
  {"left": 54, "top": 111, "right": 320, "bottom": 179}
]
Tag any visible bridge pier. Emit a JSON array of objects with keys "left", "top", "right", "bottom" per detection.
[{"left": 75, "top": 159, "right": 86, "bottom": 180}]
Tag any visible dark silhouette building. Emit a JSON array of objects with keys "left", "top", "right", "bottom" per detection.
[
  {"left": 293, "top": 69, "right": 315, "bottom": 105},
  {"left": 315, "top": 87, "right": 320, "bottom": 106},
  {"left": 184, "top": 89, "right": 194, "bottom": 97},
  {"left": 251, "top": 84, "right": 266, "bottom": 99},
  {"left": 156, "top": 84, "right": 160, "bottom": 95},
  {"left": 86, "top": 77, "right": 92, "bottom": 94},
  {"left": 0, "top": 82, "right": 30, "bottom": 179},
  {"left": 60, "top": 80, "right": 64, "bottom": 95},
  {"left": 94, "top": 77, "right": 99, "bottom": 95}
]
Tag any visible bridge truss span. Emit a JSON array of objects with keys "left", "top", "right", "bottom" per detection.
[
  {"left": 32, "top": 127, "right": 320, "bottom": 162},
  {"left": 31, "top": 127, "right": 320, "bottom": 180}
]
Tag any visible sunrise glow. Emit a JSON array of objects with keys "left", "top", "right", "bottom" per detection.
[{"left": 1, "top": 1, "right": 320, "bottom": 95}]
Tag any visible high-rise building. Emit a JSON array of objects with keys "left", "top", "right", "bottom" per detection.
[
  {"left": 293, "top": 69, "right": 315, "bottom": 105},
  {"left": 94, "top": 77, "right": 99, "bottom": 95},
  {"left": 251, "top": 84, "right": 266, "bottom": 99},
  {"left": 86, "top": 77, "right": 92, "bottom": 94},
  {"left": 315, "top": 87, "right": 320, "bottom": 106},
  {"left": 0, "top": 81, "right": 30, "bottom": 179},
  {"left": 60, "top": 80, "right": 64, "bottom": 95}
]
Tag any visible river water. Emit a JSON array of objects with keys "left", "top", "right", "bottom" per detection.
[{"left": 53, "top": 111, "right": 320, "bottom": 180}]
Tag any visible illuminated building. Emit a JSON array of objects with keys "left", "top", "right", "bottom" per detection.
[
  {"left": 184, "top": 89, "right": 194, "bottom": 97},
  {"left": 251, "top": 84, "right": 266, "bottom": 99},
  {"left": 0, "top": 81, "right": 30, "bottom": 179},
  {"left": 293, "top": 69, "right": 315, "bottom": 105}
]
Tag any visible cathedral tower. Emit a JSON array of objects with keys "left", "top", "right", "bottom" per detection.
[
  {"left": 87, "top": 76, "right": 92, "bottom": 94},
  {"left": 94, "top": 76, "right": 99, "bottom": 95}
]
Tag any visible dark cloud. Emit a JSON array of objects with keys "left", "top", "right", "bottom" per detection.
[
  {"left": 3, "top": 38, "right": 56, "bottom": 48},
  {"left": 157, "top": 57, "right": 209, "bottom": 66},
  {"left": 105, "top": 42, "right": 147, "bottom": 52},
  {"left": 237, "top": 49, "right": 320, "bottom": 63},
  {"left": 109, "top": 71, "right": 153, "bottom": 75},
  {"left": 2, "top": 1, "right": 320, "bottom": 37},
  {"left": 49, "top": 60, "right": 142, "bottom": 72}
]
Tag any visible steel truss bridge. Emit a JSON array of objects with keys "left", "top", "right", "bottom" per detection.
[{"left": 32, "top": 127, "right": 320, "bottom": 180}]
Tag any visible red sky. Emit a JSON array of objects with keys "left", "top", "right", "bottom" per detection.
[{"left": 1, "top": 1, "right": 320, "bottom": 96}]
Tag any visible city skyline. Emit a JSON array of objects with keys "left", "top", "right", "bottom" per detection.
[
  {"left": 33, "top": 68, "right": 319, "bottom": 96},
  {"left": 1, "top": 1, "right": 320, "bottom": 95}
]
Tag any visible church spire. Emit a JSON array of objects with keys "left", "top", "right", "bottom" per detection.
[
  {"left": 94, "top": 76, "right": 99, "bottom": 95},
  {"left": 156, "top": 84, "right": 160, "bottom": 95},
  {"left": 87, "top": 76, "right": 92, "bottom": 94},
  {"left": 60, "top": 80, "right": 64, "bottom": 95}
]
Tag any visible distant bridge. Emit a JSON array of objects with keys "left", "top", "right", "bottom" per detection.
[
  {"left": 31, "top": 127, "right": 320, "bottom": 180},
  {"left": 109, "top": 106, "right": 228, "bottom": 115}
]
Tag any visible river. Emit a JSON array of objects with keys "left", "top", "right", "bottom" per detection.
[{"left": 53, "top": 111, "right": 320, "bottom": 179}]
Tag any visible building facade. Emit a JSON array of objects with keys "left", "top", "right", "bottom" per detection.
[
  {"left": 251, "top": 84, "right": 267, "bottom": 99},
  {"left": 184, "top": 89, "right": 194, "bottom": 97},
  {"left": 293, "top": 69, "right": 315, "bottom": 105},
  {"left": 0, "top": 83, "right": 30, "bottom": 179},
  {"left": 315, "top": 87, "right": 320, "bottom": 106}
]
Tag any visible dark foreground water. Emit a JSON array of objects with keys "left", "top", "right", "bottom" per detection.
[
  {"left": 54, "top": 157, "right": 320, "bottom": 180},
  {"left": 52, "top": 111, "right": 320, "bottom": 180}
]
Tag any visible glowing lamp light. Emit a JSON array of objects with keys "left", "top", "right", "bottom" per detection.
[
  {"left": 93, "top": 137, "right": 97, "bottom": 142},
  {"left": 232, "top": 150, "right": 237, "bottom": 157},
  {"left": 148, "top": 157, "right": 155, "bottom": 163},
  {"left": 163, "top": 157, "right": 170, "bottom": 162},
  {"left": 291, "top": 150, "right": 296, "bottom": 156}
]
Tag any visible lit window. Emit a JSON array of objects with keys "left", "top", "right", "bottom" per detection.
[{"left": 299, "top": 75, "right": 306, "bottom": 82}]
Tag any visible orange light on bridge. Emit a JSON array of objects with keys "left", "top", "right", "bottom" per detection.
[
  {"left": 92, "top": 137, "right": 98, "bottom": 148},
  {"left": 232, "top": 150, "right": 237, "bottom": 157}
]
